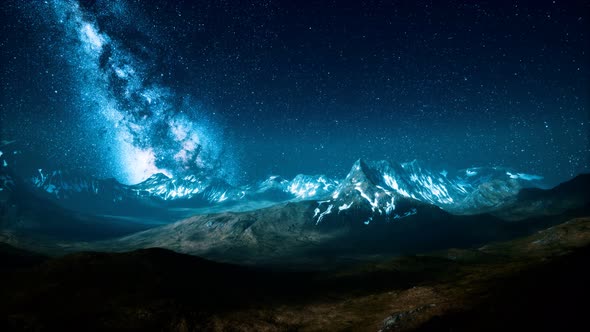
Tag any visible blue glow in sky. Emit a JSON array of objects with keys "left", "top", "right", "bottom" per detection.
[{"left": 1, "top": 0, "right": 588, "bottom": 186}]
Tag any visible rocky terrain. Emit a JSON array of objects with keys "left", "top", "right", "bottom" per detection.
[
  {"left": 3, "top": 164, "right": 588, "bottom": 265},
  {"left": 1, "top": 217, "right": 588, "bottom": 331},
  {"left": 2, "top": 160, "right": 589, "bottom": 331}
]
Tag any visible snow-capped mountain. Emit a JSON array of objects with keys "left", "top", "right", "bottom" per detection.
[
  {"left": 128, "top": 173, "right": 236, "bottom": 203},
  {"left": 250, "top": 174, "right": 338, "bottom": 200},
  {"left": 19, "top": 159, "right": 544, "bottom": 220},
  {"left": 309, "top": 159, "right": 545, "bottom": 225},
  {"left": 31, "top": 169, "right": 127, "bottom": 201},
  {"left": 26, "top": 168, "right": 338, "bottom": 215},
  {"left": 29, "top": 170, "right": 236, "bottom": 212},
  {"left": 341, "top": 159, "right": 544, "bottom": 214}
]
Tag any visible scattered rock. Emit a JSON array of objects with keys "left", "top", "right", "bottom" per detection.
[{"left": 380, "top": 303, "right": 436, "bottom": 331}]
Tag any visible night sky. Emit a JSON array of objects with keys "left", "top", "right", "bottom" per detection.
[{"left": 1, "top": 0, "right": 589, "bottom": 186}]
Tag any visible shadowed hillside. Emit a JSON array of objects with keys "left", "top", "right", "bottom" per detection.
[{"left": 1, "top": 217, "right": 589, "bottom": 331}]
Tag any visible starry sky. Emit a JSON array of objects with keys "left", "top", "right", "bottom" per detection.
[{"left": 1, "top": 0, "right": 589, "bottom": 186}]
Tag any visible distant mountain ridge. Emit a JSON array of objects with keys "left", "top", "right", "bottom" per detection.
[
  {"left": 26, "top": 168, "right": 337, "bottom": 212},
  {"left": 3, "top": 158, "right": 547, "bottom": 218},
  {"left": 2, "top": 156, "right": 589, "bottom": 262},
  {"left": 95, "top": 173, "right": 589, "bottom": 265}
]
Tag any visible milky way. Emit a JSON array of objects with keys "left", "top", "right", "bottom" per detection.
[
  {"left": 40, "top": 0, "right": 234, "bottom": 184},
  {"left": 1, "top": 0, "right": 589, "bottom": 187}
]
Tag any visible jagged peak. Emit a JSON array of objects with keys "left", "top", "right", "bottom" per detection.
[
  {"left": 12, "top": 157, "right": 554, "bottom": 216},
  {"left": 134, "top": 173, "right": 173, "bottom": 186},
  {"left": 344, "top": 159, "right": 381, "bottom": 185},
  {"left": 261, "top": 175, "right": 289, "bottom": 183},
  {"left": 147, "top": 172, "right": 172, "bottom": 181},
  {"left": 400, "top": 159, "right": 422, "bottom": 169}
]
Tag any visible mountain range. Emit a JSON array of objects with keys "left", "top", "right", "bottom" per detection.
[
  {"left": 1, "top": 157, "right": 588, "bottom": 266},
  {"left": 1, "top": 155, "right": 590, "bottom": 330},
  {"left": 3, "top": 158, "right": 547, "bottom": 219}
]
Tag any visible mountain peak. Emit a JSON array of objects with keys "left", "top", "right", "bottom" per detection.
[
  {"left": 344, "top": 159, "right": 381, "bottom": 186},
  {"left": 13, "top": 158, "right": 553, "bottom": 220},
  {"left": 141, "top": 173, "right": 172, "bottom": 183}
]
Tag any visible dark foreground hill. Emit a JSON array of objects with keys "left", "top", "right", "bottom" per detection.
[{"left": 1, "top": 217, "right": 589, "bottom": 331}]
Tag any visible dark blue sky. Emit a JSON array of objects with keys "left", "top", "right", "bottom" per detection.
[{"left": 1, "top": 0, "right": 589, "bottom": 185}]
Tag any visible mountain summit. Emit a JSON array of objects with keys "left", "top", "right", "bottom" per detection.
[{"left": 5, "top": 159, "right": 547, "bottom": 219}]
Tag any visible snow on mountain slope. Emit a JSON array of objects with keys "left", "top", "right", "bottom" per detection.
[
  {"left": 21, "top": 159, "right": 544, "bottom": 219},
  {"left": 308, "top": 159, "right": 545, "bottom": 225}
]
